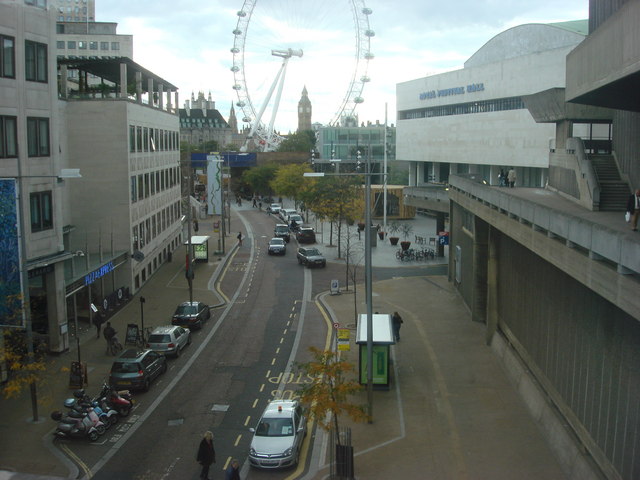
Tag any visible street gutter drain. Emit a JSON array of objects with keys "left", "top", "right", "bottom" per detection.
[
  {"left": 211, "top": 404, "right": 230, "bottom": 412},
  {"left": 168, "top": 418, "right": 184, "bottom": 426}
]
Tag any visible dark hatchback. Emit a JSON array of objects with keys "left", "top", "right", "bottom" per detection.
[
  {"left": 109, "top": 348, "right": 167, "bottom": 392},
  {"left": 171, "top": 301, "right": 211, "bottom": 329},
  {"left": 274, "top": 224, "right": 291, "bottom": 243},
  {"left": 296, "top": 226, "right": 316, "bottom": 244}
]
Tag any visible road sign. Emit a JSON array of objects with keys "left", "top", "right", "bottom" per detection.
[
  {"left": 333, "top": 322, "right": 340, "bottom": 329},
  {"left": 337, "top": 328, "right": 350, "bottom": 351}
]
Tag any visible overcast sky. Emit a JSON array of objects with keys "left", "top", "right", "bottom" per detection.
[{"left": 96, "top": 0, "right": 588, "bottom": 133}]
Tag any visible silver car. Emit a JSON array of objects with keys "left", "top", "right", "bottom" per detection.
[
  {"left": 249, "top": 400, "right": 306, "bottom": 469},
  {"left": 268, "top": 237, "right": 286, "bottom": 255},
  {"left": 146, "top": 325, "right": 191, "bottom": 357}
]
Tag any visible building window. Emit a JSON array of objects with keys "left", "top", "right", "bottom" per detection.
[
  {"left": 1, "top": 116, "right": 18, "bottom": 158},
  {"left": 136, "top": 126, "right": 142, "bottom": 152},
  {"left": 1, "top": 35, "right": 15, "bottom": 78},
  {"left": 56, "top": 40, "right": 65, "bottom": 49},
  {"left": 26, "top": 117, "right": 49, "bottom": 156},
  {"left": 89, "top": 41, "right": 98, "bottom": 50},
  {"left": 24, "top": 0, "right": 47, "bottom": 8},
  {"left": 137, "top": 174, "right": 144, "bottom": 201},
  {"left": 111, "top": 42, "right": 120, "bottom": 51},
  {"left": 30, "top": 191, "right": 53, "bottom": 232},
  {"left": 130, "top": 175, "right": 137, "bottom": 203},
  {"left": 143, "top": 127, "right": 149, "bottom": 152},
  {"left": 25, "top": 40, "right": 47, "bottom": 82},
  {"left": 78, "top": 41, "right": 86, "bottom": 50},
  {"left": 67, "top": 40, "right": 76, "bottom": 49},
  {"left": 129, "top": 125, "right": 135, "bottom": 152},
  {"left": 100, "top": 41, "right": 109, "bottom": 50}
]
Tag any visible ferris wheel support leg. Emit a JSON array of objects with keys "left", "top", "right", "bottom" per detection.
[
  {"left": 246, "top": 60, "right": 286, "bottom": 147},
  {"left": 267, "top": 57, "right": 290, "bottom": 142}
]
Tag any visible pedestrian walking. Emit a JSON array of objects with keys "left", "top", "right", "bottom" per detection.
[
  {"left": 193, "top": 219, "right": 199, "bottom": 233},
  {"left": 103, "top": 321, "right": 116, "bottom": 355},
  {"left": 196, "top": 431, "right": 216, "bottom": 480},
  {"left": 507, "top": 168, "right": 516, "bottom": 188},
  {"left": 224, "top": 458, "right": 240, "bottom": 480},
  {"left": 627, "top": 188, "right": 640, "bottom": 231},
  {"left": 258, "top": 200, "right": 262, "bottom": 210},
  {"left": 391, "top": 311, "right": 404, "bottom": 342},
  {"left": 237, "top": 232, "right": 243, "bottom": 246},
  {"left": 252, "top": 197, "right": 257, "bottom": 208},
  {"left": 499, "top": 168, "right": 507, "bottom": 187},
  {"left": 92, "top": 313, "right": 103, "bottom": 338}
]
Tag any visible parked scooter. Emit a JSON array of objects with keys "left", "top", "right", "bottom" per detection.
[
  {"left": 51, "top": 406, "right": 104, "bottom": 441},
  {"left": 98, "top": 381, "right": 133, "bottom": 417},
  {"left": 91, "top": 398, "right": 119, "bottom": 428}
]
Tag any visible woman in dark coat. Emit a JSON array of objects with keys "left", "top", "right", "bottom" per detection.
[{"left": 197, "top": 431, "right": 216, "bottom": 480}]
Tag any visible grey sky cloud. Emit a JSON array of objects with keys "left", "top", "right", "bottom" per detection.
[{"left": 96, "top": 0, "right": 587, "bottom": 131}]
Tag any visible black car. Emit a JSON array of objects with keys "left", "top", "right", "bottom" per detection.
[
  {"left": 274, "top": 224, "right": 291, "bottom": 243},
  {"left": 268, "top": 237, "right": 287, "bottom": 255},
  {"left": 296, "top": 226, "right": 316, "bottom": 244},
  {"left": 296, "top": 247, "right": 326, "bottom": 268},
  {"left": 172, "top": 301, "right": 211, "bottom": 329},
  {"left": 109, "top": 348, "right": 167, "bottom": 392}
]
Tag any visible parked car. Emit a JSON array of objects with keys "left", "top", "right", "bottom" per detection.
[
  {"left": 146, "top": 325, "right": 191, "bottom": 357},
  {"left": 296, "top": 226, "right": 316, "bottom": 244},
  {"left": 109, "top": 348, "right": 167, "bottom": 392},
  {"left": 248, "top": 400, "right": 307, "bottom": 469},
  {"left": 171, "top": 301, "right": 211, "bottom": 329},
  {"left": 274, "top": 224, "right": 291, "bottom": 243},
  {"left": 296, "top": 246, "right": 326, "bottom": 268},
  {"left": 279, "top": 208, "right": 297, "bottom": 222},
  {"left": 267, "top": 203, "right": 282, "bottom": 214},
  {"left": 268, "top": 237, "right": 287, "bottom": 255}
]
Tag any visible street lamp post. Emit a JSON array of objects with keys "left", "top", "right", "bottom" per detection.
[
  {"left": 304, "top": 154, "right": 375, "bottom": 421},
  {"left": 139, "top": 296, "right": 146, "bottom": 342}
]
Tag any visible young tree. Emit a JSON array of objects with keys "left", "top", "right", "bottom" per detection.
[
  {"left": 241, "top": 164, "right": 278, "bottom": 196},
  {"left": 296, "top": 347, "right": 369, "bottom": 443},
  {"left": 277, "top": 130, "right": 315, "bottom": 153},
  {"left": 270, "top": 163, "right": 313, "bottom": 209},
  {"left": 339, "top": 226, "right": 365, "bottom": 322}
]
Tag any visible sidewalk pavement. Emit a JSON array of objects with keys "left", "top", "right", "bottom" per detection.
[{"left": 1, "top": 203, "right": 565, "bottom": 480}]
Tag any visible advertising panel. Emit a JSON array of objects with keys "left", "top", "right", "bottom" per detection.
[
  {"left": 206, "top": 154, "right": 223, "bottom": 216},
  {"left": 0, "top": 179, "right": 24, "bottom": 327}
]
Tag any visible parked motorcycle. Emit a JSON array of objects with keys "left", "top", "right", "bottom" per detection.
[{"left": 98, "top": 381, "right": 133, "bottom": 417}]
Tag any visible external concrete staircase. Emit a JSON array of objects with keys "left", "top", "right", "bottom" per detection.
[{"left": 590, "top": 155, "right": 630, "bottom": 211}]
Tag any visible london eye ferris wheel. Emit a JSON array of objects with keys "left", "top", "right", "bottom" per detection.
[{"left": 231, "top": 0, "right": 375, "bottom": 151}]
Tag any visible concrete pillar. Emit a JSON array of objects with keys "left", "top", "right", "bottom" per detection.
[
  {"left": 408, "top": 161, "right": 417, "bottom": 186},
  {"left": 60, "top": 64, "right": 68, "bottom": 99},
  {"left": 166, "top": 89, "right": 172, "bottom": 112},
  {"left": 555, "top": 119, "right": 573, "bottom": 152},
  {"left": 485, "top": 228, "right": 499, "bottom": 345},
  {"left": 119, "top": 62, "right": 127, "bottom": 98},
  {"left": 134, "top": 71, "right": 142, "bottom": 103},
  {"left": 47, "top": 264, "right": 69, "bottom": 353},
  {"left": 436, "top": 212, "right": 446, "bottom": 257},
  {"left": 147, "top": 78, "right": 154, "bottom": 106},
  {"left": 471, "top": 217, "right": 489, "bottom": 324},
  {"left": 174, "top": 91, "right": 179, "bottom": 113},
  {"left": 158, "top": 84, "right": 164, "bottom": 110}
]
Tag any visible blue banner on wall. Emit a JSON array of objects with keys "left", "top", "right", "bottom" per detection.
[{"left": 0, "top": 179, "right": 24, "bottom": 327}]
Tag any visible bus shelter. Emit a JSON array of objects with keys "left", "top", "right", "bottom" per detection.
[
  {"left": 184, "top": 235, "right": 211, "bottom": 262},
  {"left": 356, "top": 313, "right": 394, "bottom": 389}
]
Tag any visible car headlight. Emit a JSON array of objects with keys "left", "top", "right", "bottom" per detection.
[
  {"left": 249, "top": 447, "right": 256, "bottom": 456},
  {"left": 283, "top": 447, "right": 293, "bottom": 456}
]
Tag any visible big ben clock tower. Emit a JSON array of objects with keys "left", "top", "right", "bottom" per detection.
[{"left": 297, "top": 86, "right": 312, "bottom": 132}]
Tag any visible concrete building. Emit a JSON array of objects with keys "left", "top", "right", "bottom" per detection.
[
  {"left": 397, "top": 21, "right": 587, "bottom": 189},
  {"left": 0, "top": 1, "right": 74, "bottom": 353},
  {"left": 59, "top": 57, "right": 182, "bottom": 330},
  {"left": 430, "top": 2, "right": 640, "bottom": 479},
  {"left": 51, "top": 0, "right": 95, "bottom": 23}
]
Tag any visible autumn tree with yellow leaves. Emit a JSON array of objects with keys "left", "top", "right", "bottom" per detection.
[{"left": 296, "top": 347, "right": 370, "bottom": 444}]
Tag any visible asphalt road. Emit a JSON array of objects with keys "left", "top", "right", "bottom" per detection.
[{"left": 58, "top": 208, "right": 343, "bottom": 479}]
